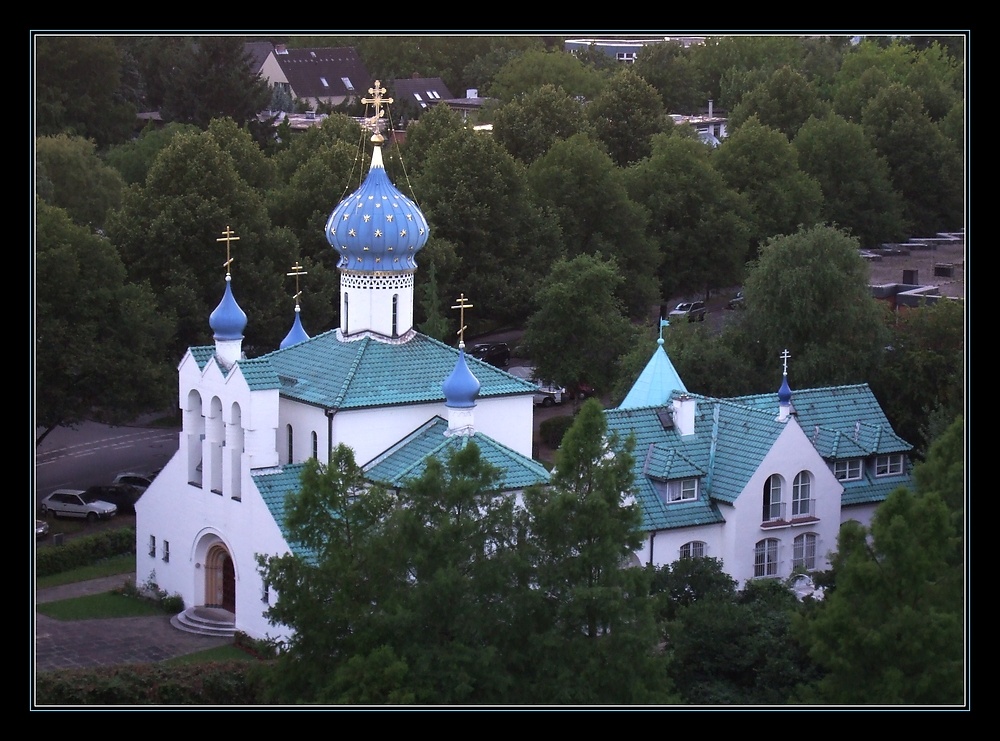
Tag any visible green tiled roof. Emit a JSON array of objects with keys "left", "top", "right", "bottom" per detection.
[
  {"left": 365, "top": 416, "right": 551, "bottom": 491},
  {"left": 253, "top": 463, "right": 313, "bottom": 560},
  {"left": 605, "top": 383, "right": 914, "bottom": 533},
  {"left": 732, "top": 384, "right": 911, "bottom": 456},
  {"left": 189, "top": 346, "right": 216, "bottom": 370},
  {"left": 237, "top": 330, "right": 536, "bottom": 409}
]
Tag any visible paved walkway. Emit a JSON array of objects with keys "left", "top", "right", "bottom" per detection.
[{"left": 34, "top": 575, "right": 232, "bottom": 673}]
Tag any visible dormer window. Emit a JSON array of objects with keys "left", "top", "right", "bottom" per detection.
[
  {"left": 834, "top": 459, "right": 862, "bottom": 481},
  {"left": 876, "top": 454, "right": 904, "bottom": 477},
  {"left": 656, "top": 477, "right": 698, "bottom": 504},
  {"left": 320, "top": 77, "right": 329, "bottom": 88}
]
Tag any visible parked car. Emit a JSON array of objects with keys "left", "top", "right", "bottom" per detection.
[
  {"left": 35, "top": 519, "right": 49, "bottom": 539},
  {"left": 39, "top": 489, "right": 117, "bottom": 521},
  {"left": 726, "top": 290, "right": 746, "bottom": 310},
  {"left": 83, "top": 484, "right": 143, "bottom": 516},
  {"left": 112, "top": 471, "right": 156, "bottom": 492},
  {"left": 509, "top": 366, "right": 566, "bottom": 407},
  {"left": 468, "top": 342, "right": 511, "bottom": 368},
  {"left": 668, "top": 301, "right": 707, "bottom": 322},
  {"left": 566, "top": 380, "right": 596, "bottom": 401}
]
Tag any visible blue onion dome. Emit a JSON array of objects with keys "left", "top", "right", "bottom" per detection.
[
  {"left": 209, "top": 275, "right": 247, "bottom": 341},
  {"left": 778, "top": 373, "right": 792, "bottom": 405},
  {"left": 280, "top": 307, "right": 310, "bottom": 349},
  {"left": 324, "top": 144, "right": 430, "bottom": 271},
  {"left": 443, "top": 347, "right": 481, "bottom": 409}
]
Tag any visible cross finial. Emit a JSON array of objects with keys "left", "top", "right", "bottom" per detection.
[
  {"left": 217, "top": 226, "right": 240, "bottom": 277},
  {"left": 286, "top": 261, "right": 308, "bottom": 306},
  {"left": 451, "top": 293, "right": 474, "bottom": 347},
  {"left": 362, "top": 80, "right": 393, "bottom": 142},
  {"left": 781, "top": 348, "right": 791, "bottom": 376}
]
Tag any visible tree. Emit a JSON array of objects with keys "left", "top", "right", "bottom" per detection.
[
  {"left": 634, "top": 41, "right": 704, "bottom": 114},
  {"left": 711, "top": 116, "right": 824, "bottom": 255},
  {"left": 489, "top": 49, "right": 606, "bottom": 102},
  {"left": 585, "top": 66, "right": 667, "bottom": 167},
  {"left": 728, "top": 65, "right": 829, "bottom": 140},
  {"left": 624, "top": 132, "right": 752, "bottom": 302},
  {"left": 793, "top": 113, "right": 908, "bottom": 248},
  {"left": 521, "top": 253, "right": 642, "bottom": 397},
  {"left": 104, "top": 122, "right": 201, "bottom": 186},
  {"left": 689, "top": 35, "right": 806, "bottom": 110},
  {"left": 34, "top": 35, "right": 137, "bottom": 149},
  {"left": 869, "top": 298, "right": 965, "bottom": 458},
  {"left": 34, "top": 199, "right": 175, "bottom": 443},
  {"left": 518, "top": 399, "right": 675, "bottom": 704},
  {"left": 793, "top": 471, "right": 965, "bottom": 704},
  {"left": 35, "top": 134, "right": 124, "bottom": 232},
  {"left": 491, "top": 84, "right": 588, "bottom": 164},
  {"left": 732, "top": 225, "right": 890, "bottom": 391},
  {"left": 526, "top": 133, "right": 660, "bottom": 318},
  {"left": 159, "top": 36, "right": 270, "bottom": 129}
]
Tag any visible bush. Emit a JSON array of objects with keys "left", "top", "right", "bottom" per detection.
[
  {"left": 35, "top": 662, "right": 269, "bottom": 705},
  {"left": 539, "top": 414, "right": 575, "bottom": 448},
  {"left": 36, "top": 528, "right": 136, "bottom": 578}
]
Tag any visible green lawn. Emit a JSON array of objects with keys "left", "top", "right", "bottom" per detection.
[
  {"left": 37, "top": 590, "right": 165, "bottom": 619},
  {"left": 36, "top": 553, "right": 136, "bottom": 589}
]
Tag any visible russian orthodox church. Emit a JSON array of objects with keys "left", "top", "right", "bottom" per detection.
[
  {"left": 135, "top": 84, "right": 545, "bottom": 641},
  {"left": 136, "top": 82, "right": 914, "bottom": 641}
]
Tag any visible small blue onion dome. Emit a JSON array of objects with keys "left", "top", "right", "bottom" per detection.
[
  {"left": 280, "top": 307, "right": 310, "bottom": 349},
  {"left": 324, "top": 145, "right": 430, "bottom": 272},
  {"left": 778, "top": 373, "right": 792, "bottom": 405},
  {"left": 443, "top": 348, "right": 481, "bottom": 409},
  {"left": 209, "top": 276, "right": 247, "bottom": 341}
]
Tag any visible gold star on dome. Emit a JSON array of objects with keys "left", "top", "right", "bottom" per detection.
[
  {"left": 374, "top": 229, "right": 383, "bottom": 237},
  {"left": 348, "top": 228, "right": 357, "bottom": 237},
  {"left": 386, "top": 214, "right": 394, "bottom": 222},
  {"left": 406, "top": 214, "right": 413, "bottom": 220},
  {"left": 342, "top": 213, "right": 350, "bottom": 220},
  {"left": 399, "top": 229, "right": 407, "bottom": 237},
  {"left": 363, "top": 214, "right": 371, "bottom": 223}
]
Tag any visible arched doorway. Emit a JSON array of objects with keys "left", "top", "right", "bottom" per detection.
[{"left": 204, "top": 544, "right": 236, "bottom": 614}]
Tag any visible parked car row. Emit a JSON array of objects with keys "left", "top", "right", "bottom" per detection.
[
  {"left": 508, "top": 366, "right": 567, "bottom": 407},
  {"left": 37, "top": 470, "right": 158, "bottom": 522}
]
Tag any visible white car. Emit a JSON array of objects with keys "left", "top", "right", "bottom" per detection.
[
  {"left": 113, "top": 472, "right": 157, "bottom": 492},
  {"left": 509, "top": 367, "right": 566, "bottom": 407},
  {"left": 40, "top": 489, "right": 117, "bottom": 522}
]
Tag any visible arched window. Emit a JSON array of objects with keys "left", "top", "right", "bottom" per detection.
[
  {"left": 679, "top": 541, "right": 706, "bottom": 559},
  {"left": 763, "top": 474, "right": 783, "bottom": 522},
  {"left": 286, "top": 424, "right": 293, "bottom": 464},
  {"left": 754, "top": 538, "right": 779, "bottom": 578},
  {"left": 391, "top": 293, "right": 398, "bottom": 337},
  {"left": 343, "top": 292, "right": 349, "bottom": 333},
  {"left": 793, "top": 532, "right": 818, "bottom": 571},
  {"left": 792, "top": 471, "right": 812, "bottom": 517}
]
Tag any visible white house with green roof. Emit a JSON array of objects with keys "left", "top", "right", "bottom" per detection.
[
  {"left": 608, "top": 340, "right": 913, "bottom": 587},
  {"left": 135, "top": 92, "right": 545, "bottom": 641}
]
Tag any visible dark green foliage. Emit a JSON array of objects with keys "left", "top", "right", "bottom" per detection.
[
  {"left": 35, "top": 662, "right": 268, "bottom": 705},
  {"left": 35, "top": 134, "right": 124, "bottom": 231},
  {"left": 35, "top": 528, "right": 136, "bottom": 578},
  {"left": 539, "top": 414, "right": 575, "bottom": 448}
]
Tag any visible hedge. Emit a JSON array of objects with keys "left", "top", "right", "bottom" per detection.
[{"left": 36, "top": 528, "right": 136, "bottom": 578}]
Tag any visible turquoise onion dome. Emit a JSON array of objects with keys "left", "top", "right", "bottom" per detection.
[
  {"left": 443, "top": 348, "right": 481, "bottom": 409},
  {"left": 280, "top": 307, "right": 310, "bottom": 349},
  {"left": 209, "top": 275, "right": 247, "bottom": 341},
  {"left": 324, "top": 144, "right": 430, "bottom": 272}
]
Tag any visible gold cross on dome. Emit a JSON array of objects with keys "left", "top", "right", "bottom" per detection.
[
  {"left": 451, "top": 293, "right": 474, "bottom": 345},
  {"left": 217, "top": 226, "right": 240, "bottom": 276},
  {"left": 780, "top": 348, "right": 791, "bottom": 375},
  {"left": 362, "top": 80, "right": 393, "bottom": 140},
  {"left": 286, "top": 262, "right": 308, "bottom": 306}
]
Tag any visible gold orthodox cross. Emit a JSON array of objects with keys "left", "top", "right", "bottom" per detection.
[
  {"left": 451, "top": 293, "right": 474, "bottom": 345},
  {"left": 781, "top": 348, "right": 791, "bottom": 375},
  {"left": 217, "top": 226, "right": 240, "bottom": 276},
  {"left": 286, "top": 262, "right": 308, "bottom": 306},
  {"left": 362, "top": 81, "right": 393, "bottom": 140}
]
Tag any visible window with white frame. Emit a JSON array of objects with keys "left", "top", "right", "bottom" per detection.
[
  {"left": 287, "top": 424, "right": 293, "bottom": 465},
  {"left": 754, "top": 538, "right": 779, "bottom": 578},
  {"left": 658, "top": 477, "right": 698, "bottom": 503},
  {"left": 834, "top": 459, "right": 863, "bottom": 481},
  {"left": 793, "top": 532, "right": 817, "bottom": 571},
  {"left": 762, "top": 475, "right": 783, "bottom": 522},
  {"left": 261, "top": 580, "right": 270, "bottom": 604},
  {"left": 876, "top": 454, "right": 904, "bottom": 477},
  {"left": 162, "top": 540, "right": 170, "bottom": 563},
  {"left": 312, "top": 431, "right": 318, "bottom": 460},
  {"left": 792, "top": 472, "right": 813, "bottom": 517},
  {"left": 148, "top": 534, "right": 156, "bottom": 557},
  {"left": 680, "top": 541, "right": 706, "bottom": 559}
]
